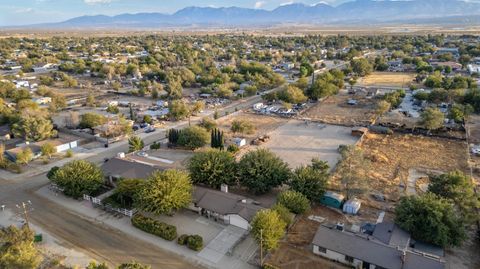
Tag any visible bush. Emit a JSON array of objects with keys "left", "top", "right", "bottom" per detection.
[
  {"left": 177, "top": 234, "right": 189, "bottom": 245},
  {"left": 65, "top": 149, "right": 74, "bottom": 158},
  {"left": 177, "top": 126, "right": 209, "bottom": 149},
  {"left": 277, "top": 190, "right": 310, "bottom": 214},
  {"left": 150, "top": 142, "right": 161, "bottom": 150},
  {"left": 131, "top": 214, "right": 177, "bottom": 241},
  {"left": 227, "top": 144, "right": 239, "bottom": 154},
  {"left": 186, "top": 235, "right": 203, "bottom": 251}
]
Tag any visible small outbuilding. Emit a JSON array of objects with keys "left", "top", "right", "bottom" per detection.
[
  {"left": 320, "top": 191, "right": 345, "bottom": 209},
  {"left": 343, "top": 198, "right": 361, "bottom": 215},
  {"left": 233, "top": 138, "right": 247, "bottom": 147}
]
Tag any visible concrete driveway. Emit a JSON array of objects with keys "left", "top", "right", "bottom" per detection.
[{"left": 198, "top": 225, "right": 247, "bottom": 264}]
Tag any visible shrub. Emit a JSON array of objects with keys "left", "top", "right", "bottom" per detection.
[
  {"left": 177, "top": 234, "right": 189, "bottom": 245},
  {"left": 150, "top": 142, "right": 161, "bottom": 150},
  {"left": 131, "top": 214, "right": 177, "bottom": 241},
  {"left": 277, "top": 190, "right": 310, "bottom": 214},
  {"left": 186, "top": 235, "right": 203, "bottom": 251},
  {"left": 227, "top": 144, "right": 239, "bottom": 154},
  {"left": 65, "top": 149, "right": 74, "bottom": 158}
]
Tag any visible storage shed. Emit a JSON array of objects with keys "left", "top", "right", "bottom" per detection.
[
  {"left": 320, "top": 191, "right": 345, "bottom": 209},
  {"left": 343, "top": 198, "right": 361, "bottom": 215}
]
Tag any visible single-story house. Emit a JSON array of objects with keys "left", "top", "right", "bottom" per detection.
[
  {"left": 190, "top": 186, "right": 264, "bottom": 230},
  {"left": 101, "top": 156, "right": 159, "bottom": 183},
  {"left": 5, "top": 136, "right": 79, "bottom": 162},
  {"left": 320, "top": 191, "right": 345, "bottom": 209},
  {"left": 312, "top": 222, "right": 445, "bottom": 269}
]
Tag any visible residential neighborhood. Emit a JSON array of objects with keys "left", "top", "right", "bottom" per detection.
[{"left": 0, "top": 1, "right": 480, "bottom": 269}]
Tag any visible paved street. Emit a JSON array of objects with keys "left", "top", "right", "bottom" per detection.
[{"left": 0, "top": 89, "right": 276, "bottom": 268}]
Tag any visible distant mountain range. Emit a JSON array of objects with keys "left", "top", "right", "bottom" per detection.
[{"left": 23, "top": 0, "right": 480, "bottom": 28}]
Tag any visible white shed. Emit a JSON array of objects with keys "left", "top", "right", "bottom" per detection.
[
  {"left": 343, "top": 198, "right": 361, "bottom": 215},
  {"left": 233, "top": 138, "right": 246, "bottom": 147}
]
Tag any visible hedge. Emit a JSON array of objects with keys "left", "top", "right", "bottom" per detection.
[
  {"left": 186, "top": 235, "right": 203, "bottom": 251},
  {"left": 131, "top": 214, "right": 177, "bottom": 241},
  {"left": 176, "top": 234, "right": 203, "bottom": 251}
]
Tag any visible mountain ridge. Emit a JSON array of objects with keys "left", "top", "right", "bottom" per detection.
[{"left": 14, "top": 0, "right": 480, "bottom": 28}]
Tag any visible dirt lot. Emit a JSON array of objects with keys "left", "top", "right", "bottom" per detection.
[
  {"left": 359, "top": 72, "right": 416, "bottom": 88},
  {"left": 258, "top": 120, "right": 358, "bottom": 169},
  {"left": 216, "top": 112, "right": 287, "bottom": 141},
  {"left": 266, "top": 243, "right": 349, "bottom": 269},
  {"left": 330, "top": 133, "right": 469, "bottom": 207},
  {"left": 302, "top": 92, "right": 377, "bottom": 126}
]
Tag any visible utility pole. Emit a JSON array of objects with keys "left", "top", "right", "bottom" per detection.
[
  {"left": 260, "top": 228, "right": 263, "bottom": 266},
  {"left": 16, "top": 201, "right": 32, "bottom": 229}
]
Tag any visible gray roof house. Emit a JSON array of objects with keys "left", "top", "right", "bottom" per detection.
[
  {"left": 191, "top": 186, "right": 264, "bottom": 230},
  {"left": 101, "top": 157, "right": 159, "bottom": 180},
  {"left": 312, "top": 222, "right": 445, "bottom": 269}
]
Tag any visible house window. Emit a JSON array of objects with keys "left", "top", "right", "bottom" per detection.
[
  {"left": 317, "top": 246, "right": 327, "bottom": 253},
  {"left": 345, "top": 255, "right": 354, "bottom": 263}
]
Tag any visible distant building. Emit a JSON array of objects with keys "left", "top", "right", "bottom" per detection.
[{"left": 468, "top": 64, "right": 480, "bottom": 75}]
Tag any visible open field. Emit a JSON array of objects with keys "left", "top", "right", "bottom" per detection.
[
  {"left": 359, "top": 72, "right": 416, "bottom": 88},
  {"left": 302, "top": 92, "right": 377, "bottom": 126},
  {"left": 330, "top": 133, "right": 469, "bottom": 207},
  {"left": 259, "top": 120, "right": 358, "bottom": 169},
  {"left": 216, "top": 112, "right": 287, "bottom": 141}
]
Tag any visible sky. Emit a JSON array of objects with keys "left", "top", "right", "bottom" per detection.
[{"left": 0, "top": 0, "right": 349, "bottom": 26}]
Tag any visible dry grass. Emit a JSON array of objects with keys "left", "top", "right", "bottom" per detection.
[
  {"left": 302, "top": 93, "right": 377, "bottom": 126},
  {"left": 216, "top": 112, "right": 286, "bottom": 140},
  {"left": 331, "top": 133, "right": 468, "bottom": 206},
  {"left": 360, "top": 72, "right": 416, "bottom": 87}
]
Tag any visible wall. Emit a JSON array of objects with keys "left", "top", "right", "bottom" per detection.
[
  {"left": 313, "top": 245, "right": 363, "bottom": 268},
  {"left": 226, "top": 214, "right": 249, "bottom": 230}
]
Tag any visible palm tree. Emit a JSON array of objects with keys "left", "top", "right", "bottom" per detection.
[{"left": 128, "top": 136, "right": 144, "bottom": 153}]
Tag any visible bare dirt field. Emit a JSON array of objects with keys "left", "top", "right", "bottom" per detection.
[
  {"left": 359, "top": 72, "right": 416, "bottom": 88},
  {"left": 330, "top": 133, "right": 469, "bottom": 206},
  {"left": 266, "top": 243, "right": 349, "bottom": 269},
  {"left": 258, "top": 120, "right": 358, "bottom": 169},
  {"left": 302, "top": 92, "right": 377, "bottom": 126}
]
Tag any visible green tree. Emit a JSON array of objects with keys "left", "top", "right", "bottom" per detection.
[
  {"left": 277, "top": 190, "right": 310, "bottom": 214},
  {"left": 428, "top": 171, "right": 479, "bottom": 223},
  {"left": 420, "top": 107, "right": 445, "bottom": 131},
  {"left": 79, "top": 113, "right": 107, "bottom": 129},
  {"left": 12, "top": 114, "right": 56, "bottom": 142},
  {"left": 271, "top": 204, "right": 294, "bottom": 227},
  {"left": 177, "top": 126, "right": 209, "bottom": 149},
  {"left": 395, "top": 193, "right": 466, "bottom": 247},
  {"left": 168, "top": 100, "right": 190, "bottom": 121},
  {"left": 106, "top": 105, "right": 119, "bottom": 114},
  {"left": 231, "top": 119, "right": 255, "bottom": 134},
  {"left": 351, "top": 58, "right": 373, "bottom": 77},
  {"left": 238, "top": 149, "right": 291, "bottom": 194},
  {"left": 198, "top": 117, "right": 217, "bottom": 131},
  {"left": 277, "top": 85, "right": 307, "bottom": 104},
  {"left": 0, "top": 225, "right": 43, "bottom": 269},
  {"left": 251, "top": 209, "right": 286, "bottom": 251},
  {"left": 41, "top": 142, "right": 56, "bottom": 159},
  {"left": 188, "top": 149, "right": 237, "bottom": 188},
  {"left": 210, "top": 128, "right": 224, "bottom": 149},
  {"left": 135, "top": 170, "right": 192, "bottom": 215},
  {"left": 337, "top": 145, "right": 370, "bottom": 199},
  {"left": 50, "top": 160, "right": 104, "bottom": 198},
  {"left": 111, "top": 179, "right": 144, "bottom": 208},
  {"left": 375, "top": 100, "right": 391, "bottom": 117},
  {"left": 289, "top": 159, "right": 329, "bottom": 203},
  {"left": 16, "top": 148, "right": 33, "bottom": 165},
  {"left": 128, "top": 136, "right": 144, "bottom": 153}
]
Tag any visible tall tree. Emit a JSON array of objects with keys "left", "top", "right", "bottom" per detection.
[
  {"left": 289, "top": 159, "right": 329, "bottom": 202},
  {"left": 128, "top": 136, "right": 144, "bottom": 153},
  {"left": 420, "top": 107, "right": 445, "bottom": 131},
  {"left": 188, "top": 149, "right": 236, "bottom": 188},
  {"left": 135, "top": 170, "right": 192, "bottom": 215},
  {"left": 251, "top": 209, "right": 286, "bottom": 251},
  {"left": 395, "top": 193, "right": 466, "bottom": 247},
  {"left": 238, "top": 149, "right": 291, "bottom": 194},
  {"left": 50, "top": 160, "right": 104, "bottom": 198},
  {"left": 337, "top": 145, "right": 370, "bottom": 199},
  {"left": 0, "top": 225, "right": 43, "bottom": 269}
]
